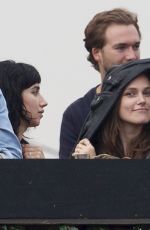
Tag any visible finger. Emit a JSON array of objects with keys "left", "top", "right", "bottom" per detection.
[
  {"left": 79, "top": 138, "right": 90, "bottom": 146},
  {"left": 21, "top": 144, "right": 30, "bottom": 147},
  {"left": 75, "top": 146, "right": 87, "bottom": 154},
  {"left": 72, "top": 152, "right": 90, "bottom": 159},
  {"left": 72, "top": 152, "right": 79, "bottom": 158},
  {"left": 31, "top": 151, "right": 45, "bottom": 158},
  {"left": 122, "top": 157, "right": 131, "bottom": 159},
  {"left": 22, "top": 146, "right": 42, "bottom": 153},
  {"left": 23, "top": 150, "right": 45, "bottom": 159}
]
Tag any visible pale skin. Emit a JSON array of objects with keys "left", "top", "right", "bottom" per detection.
[
  {"left": 73, "top": 24, "right": 141, "bottom": 159},
  {"left": 72, "top": 138, "right": 96, "bottom": 159},
  {"left": 119, "top": 75, "right": 150, "bottom": 155},
  {"left": 73, "top": 75, "right": 150, "bottom": 159},
  {"left": 18, "top": 83, "right": 48, "bottom": 159},
  {"left": 92, "top": 24, "right": 140, "bottom": 83},
  {"left": 22, "top": 144, "right": 44, "bottom": 159}
]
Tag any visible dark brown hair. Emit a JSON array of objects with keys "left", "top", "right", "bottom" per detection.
[{"left": 95, "top": 77, "right": 150, "bottom": 159}]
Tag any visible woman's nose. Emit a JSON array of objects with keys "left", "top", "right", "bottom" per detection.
[
  {"left": 136, "top": 94, "right": 146, "bottom": 104},
  {"left": 40, "top": 95, "right": 48, "bottom": 107}
]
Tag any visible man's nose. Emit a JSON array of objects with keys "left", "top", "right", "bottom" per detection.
[{"left": 125, "top": 47, "right": 139, "bottom": 61}]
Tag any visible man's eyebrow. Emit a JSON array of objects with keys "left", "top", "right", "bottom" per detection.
[
  {"left": 114, "top": 41, "right": 140, "bottom": 47},
  {"left": 113, "top": 43, "right": 128, "bottom": 48}
]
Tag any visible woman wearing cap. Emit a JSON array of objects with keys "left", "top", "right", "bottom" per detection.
[{"left": 73, "top": 58, "right": 150, "bottom": 159}]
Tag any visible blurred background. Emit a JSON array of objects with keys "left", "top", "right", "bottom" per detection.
[{"left": 0, "top": 0, "right": 149, "bottom": 157}]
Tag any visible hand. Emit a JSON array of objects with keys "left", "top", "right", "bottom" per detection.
[
  {"left": 72, "top": 138, "right": 96, "bottom": 159},
  {"left": 122, "top": 156, "right": 131, "bottom": 159},
  {"left": 22, "top": 144, "right": 45, "bottom": 159},
  {"left": 94, "top": 154, "right": 131, "bottom": 159},
  {"left": 95, "top": 154, "right": 120, "bottom": 159}
]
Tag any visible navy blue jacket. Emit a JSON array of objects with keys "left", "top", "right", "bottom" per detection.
[{"left": 59, "top": 87, "right": 97, "bottom": 159}]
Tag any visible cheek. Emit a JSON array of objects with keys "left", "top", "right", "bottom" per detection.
[
  {"left": 23, "top": 98, "right": 35, "bottom": 113},
  {"left": 24, "top": 101, "right": 31, "bottom": 111},
  {"left": 119, "top": 101, "right": 132, "bottom": 118}
]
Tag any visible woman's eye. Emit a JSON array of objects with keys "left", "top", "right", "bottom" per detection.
[
  {"left": 32, "top": 90, "right": 38, "bottom": 95},
  {"left": 124, "top": 92, "right": 135, "bottom": 97},
  {"left": 144, "top": 91, "right": 150, "bottom": 96}
]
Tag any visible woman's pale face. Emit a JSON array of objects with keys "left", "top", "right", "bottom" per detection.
[
  {"left": 119, "top": 74, "right": 150, "bottom": 126},
  {"left": 22, "top": 83, "right": 48, "bottom": 127}
]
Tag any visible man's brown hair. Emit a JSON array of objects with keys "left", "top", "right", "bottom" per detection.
[{"left": 84, "top": 8, "right": 141, "bottom": 71}]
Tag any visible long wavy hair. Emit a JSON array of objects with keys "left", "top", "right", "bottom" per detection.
[
  {"left": 0, "top": 60, "right": 41, "bottom": 136},
  {"left": 95, "top": 83, "right": 150, "bottom": 159}
]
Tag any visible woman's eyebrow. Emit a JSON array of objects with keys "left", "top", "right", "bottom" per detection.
[
  {"left": 124, "top": 88, "right": 137, "bottom": 91},
  {"left": 31, "top": 85, "right": 40, "bottom": 90},
  {"left": 125, "top": 86, "right": 150, "bottom": 90}
]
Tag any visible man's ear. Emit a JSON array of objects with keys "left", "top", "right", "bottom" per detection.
[{"left": 92, "top": 48, "right": 102, "bottom": 62}]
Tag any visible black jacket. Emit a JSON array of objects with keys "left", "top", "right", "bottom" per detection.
[
  {"left": 59, "top": 86, "right": 97, "bottom": 158},
  {"left": 78, "top": 58, "right": 150, "bottom": 143}
]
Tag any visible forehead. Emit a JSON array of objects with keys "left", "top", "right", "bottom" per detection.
[
  {"left": 126, "top": 74, "right": 150, "bottom": 89},
  {"left": 104, "top": 24, "right": 140, "bottom": 45},
  {"left": 30, "top": 83, "right": 40, "bottom": 88}
]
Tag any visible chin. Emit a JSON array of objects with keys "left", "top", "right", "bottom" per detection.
[
  {"left": 30, "top": 121, "right": 40, "bottom": 127},
  {"left": 136, "top": 120, "right": 150, "bottom": 124}
]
